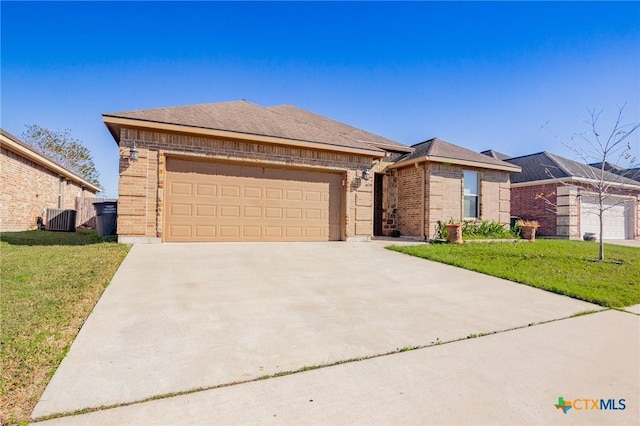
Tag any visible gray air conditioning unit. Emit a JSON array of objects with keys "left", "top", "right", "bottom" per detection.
[{"left": 46, "top": 208, "right": 77, "bottom": 232}]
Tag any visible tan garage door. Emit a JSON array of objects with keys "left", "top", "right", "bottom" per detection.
[{"left": 164, "top": 158, "right": 343, "bottom": 242}]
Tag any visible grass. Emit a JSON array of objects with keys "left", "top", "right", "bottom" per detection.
[
  {"left": 0, "top": 229, "right": 130, "bottom": 425},
  {"left": 388, "top": 239, "right": 640, "bottom": 308}
]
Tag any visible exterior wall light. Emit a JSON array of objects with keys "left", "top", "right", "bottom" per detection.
[
  {"left": 362, "top": 167, "right": 371, "bottom": 181},
  {"left": 129, "top": 142, "right": 139, "bottom": 161}
]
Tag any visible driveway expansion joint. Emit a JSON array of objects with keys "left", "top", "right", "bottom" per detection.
[{"left": 30, "top": 308, "right": 608, "bottom": 424}]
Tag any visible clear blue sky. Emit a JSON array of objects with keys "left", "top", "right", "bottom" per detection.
[{"left": 2, "top": 1, "right": 638, "bottom": 197}]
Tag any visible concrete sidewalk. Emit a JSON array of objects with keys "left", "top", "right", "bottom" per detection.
[
  {"left": 35, "top": 309, "right": 639, "bottom": 425},
  {"left": 31, "top": 242, "right": 600, "bottom": 419}
]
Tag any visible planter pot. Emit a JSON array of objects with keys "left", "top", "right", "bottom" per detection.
[
  {"left": 520, "top": 225, "right": 537, "bottom": 241},
  {"left": 445, "top": 223, "right": 463, "bottom": 244},
  {"left": 583, "top": 232, "right": 597, "bottom": 242}
]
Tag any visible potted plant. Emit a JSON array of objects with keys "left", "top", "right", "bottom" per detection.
[
  {"left": 516, "top": 219, "right": 539, "bottom": 241},
  {"left": 445, "top": 220, "right": 463, "bottom": 244}
]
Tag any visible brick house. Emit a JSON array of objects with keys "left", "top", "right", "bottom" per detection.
[
  {"left": 388, "top": 139, "right": 520, "bottom": 239},
  {"left": 505, "top": 152, "right": 640, "bottom": 240},
  {"left": 103, "top": 101, "right": 518, "bottom": 243},
  {"left": 103, "top": 101, "right": 412, "bottom": 243},
  {"left": 0, "top": 129, "right": 101, "bottom": 232}
]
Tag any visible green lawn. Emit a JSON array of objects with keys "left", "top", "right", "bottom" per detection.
[
  {"left": 0, "top": 230, "right": 130, "bottom": 425},
  {"left": 388, "top": 240, "right": 640, "bottom": 308}
]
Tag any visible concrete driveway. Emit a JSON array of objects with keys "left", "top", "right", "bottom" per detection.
[{"left": 32, "top": 242, "right": 638, "bottom": 423}]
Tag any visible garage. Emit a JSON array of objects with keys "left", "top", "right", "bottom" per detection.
[
  {"left": 164, "top": 157, "right": 343, "bottom": 242},
  {"left": 580, "top": 196, "right": 634, "bottom": 240}
]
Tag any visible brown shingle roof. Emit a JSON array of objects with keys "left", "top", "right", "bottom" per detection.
[
  {"left": 103, "top": 100, "right": 384, "bottom": 153},
  {"left": 268, "top": 105, "right": 412, "bottom": 153},
  {"left": 392, "top": 138, "right": 521, "bottom": 172}
]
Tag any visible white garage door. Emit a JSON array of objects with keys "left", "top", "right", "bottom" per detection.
[
  {"left": 580, "top": 196, "right": 633, "bottom": 239},
  {"left": 164, "top": 158, "right": 343, "bottom": 242}
]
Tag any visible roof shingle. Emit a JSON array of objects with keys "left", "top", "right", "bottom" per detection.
[
  {"left": 394, "top": 138, "right": 520, "bottom": 171},
  {"left": 506, "top": 151, "right": 640, "bottom": 186},
  {"left": 104, "top": 100, "right": 387, "bottom": 153}
]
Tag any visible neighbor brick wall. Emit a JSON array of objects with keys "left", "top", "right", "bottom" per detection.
[
  {"left": 1, "top": 146, "right": 93, "bottom": 231},
  {"left": 513, "top": 182, "right": 640, "bottom": 239},
  {"left": 118, "top": 128, "right": 376, "bottom": 240},
  {"left": 510, "top": 183, "right": 558, "bottom": 236}
]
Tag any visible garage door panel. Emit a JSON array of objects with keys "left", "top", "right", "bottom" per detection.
[
  {"left": 220, "top": 185, "right": 240, "bottom": 197},
  {"left": 244, "top": 187, "right": 262, "bottom": 198},
  {"left": 266, "top": 188, "right": 283, "bottom": 200},
  {"left": 244, "top": 206, "right": 262, "bottom": 218},
  {"left": 195, "top": 226, "right": 216, "bottom": 238},
  {"left": 220, "top": 206, "right": 241, "bottom": 217},
  {"left": 196, "top": 184, "right": 217, "bottom": 197},
  {"left": 170, "top": 182, "right": 193, "bottom": 196},
  {"left": 170, "top": 204, "right": 192, "bottom": 216},
  {"left": 195, "top": 205, "right": 216, "bottom": 217},
  {"left": 165, "top": 158, "right": 342, "bottom": 242}
]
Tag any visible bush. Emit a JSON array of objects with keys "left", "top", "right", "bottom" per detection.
[{"left": 437, "top": 220, "right": 517, "bottom": 240}]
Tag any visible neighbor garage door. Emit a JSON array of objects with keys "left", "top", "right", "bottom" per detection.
[
  {"left": 164, "top": 158, "right": 343, "bottom": 242},
  {"left": 580, "top": 196, "right": 633, "bottom": 239}
]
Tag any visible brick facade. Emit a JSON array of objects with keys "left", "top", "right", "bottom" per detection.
[
  {"left": 1, "top": 146, "right": 95, "bottom": 231},
  {"left": 117, "top": 128, "right": 376, "bottom": 242},
  {"left": 392, "top": 162, "right": 512, "bottom": 239},
  {"left": 510, "top": 183, "right": 559, "bottom": 236}
]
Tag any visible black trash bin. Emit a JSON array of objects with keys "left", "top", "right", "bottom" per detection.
[{"left": 93, "top": 201, "right": 117, "bottom": 237}]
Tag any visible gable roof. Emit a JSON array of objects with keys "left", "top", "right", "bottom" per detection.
[
  {"left": 506, "top": 151, "right": 640, "bottom": 188},
  {"left": 103, "top": 100, "right": 386, "bottom": 157},
  {"left": 481, "top": 149, "right": 511, "bottom": 161},
  {"left": 0, "top": 128, "right": 101, "bottom": 193},
  {"left": 390, "top": 138, "right": 521, "bottom": 172},
  {"left": 268, "top": 105, "right": 412, "bottom": 153}
]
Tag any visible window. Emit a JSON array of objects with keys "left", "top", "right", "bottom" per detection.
[{"left": 463, "top": 171, "right": 479, "bottom": 218}]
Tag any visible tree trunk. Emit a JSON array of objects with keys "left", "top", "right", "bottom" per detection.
[{"left": 599, "top": 213, "right": 604, "bottom": 261}]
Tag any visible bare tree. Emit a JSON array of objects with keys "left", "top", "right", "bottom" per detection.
[{"left": 563, "top": 104, "right": 639, "bottom": 260}]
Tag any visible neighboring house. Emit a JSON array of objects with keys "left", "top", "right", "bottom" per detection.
[
  {"left": 0, "top": 129, "right": 101, "bottom": 232},
  {"left": 504, "top": 152, "right": 640, "bottom": 240},
  {"left": 102, "top": 101, "right": 518, "bottom": 243},
  {"left": 389, "top": 139, "right": 520, "bottom": 239}
]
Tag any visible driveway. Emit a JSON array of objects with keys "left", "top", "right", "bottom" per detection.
[{"left": 33, "top": 242, "right": 609, "bottom": 419}]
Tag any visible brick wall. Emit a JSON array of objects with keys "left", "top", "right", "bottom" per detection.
[
  {"left": 510, "top": 183, "right": 558, "bottom": 236},
  {"left": 396, "top": 165, "right": 423, "bottom": 237},
  {"left": 394, "top": 163, "right": 512, "bottom": 239},
  {"left": 118, "top": 128, "right": 375, "bottom": 241},
  {"left": 1, "top": 146, "right": 94, "bottom": 231}
]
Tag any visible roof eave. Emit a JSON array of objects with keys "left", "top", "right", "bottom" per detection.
[
  {"left": 102, "top": 115, "right": 385, "bottom": 157},
  {"left": 390, "top": 155, "right": 522, "bottom": 172}
]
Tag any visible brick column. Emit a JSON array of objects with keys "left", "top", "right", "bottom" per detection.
[{"left": 556, "top": 185, "right": 579, "bottom": 239}]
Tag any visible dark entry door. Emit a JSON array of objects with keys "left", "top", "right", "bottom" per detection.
[{"left": 373, "top": 173, "right": 383, "bottom": 236}]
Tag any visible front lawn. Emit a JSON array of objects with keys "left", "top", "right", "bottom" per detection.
[
  {"left": 388, "top": 240, "right": 639, "bottom": 308},
  {"left": 0, "top": 230, "right": 130, "bottom": 425}
]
